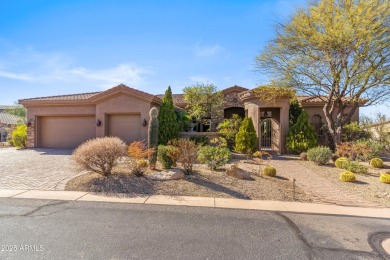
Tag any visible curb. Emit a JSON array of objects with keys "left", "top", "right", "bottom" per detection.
[{"left": 1, "top": 189, "right": 390, "bottom": 219}]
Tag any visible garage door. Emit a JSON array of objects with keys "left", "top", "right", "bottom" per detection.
[
  {"left": 107, "top": 114, "right": 141, "bottom": 144},
  {"left": 39, "top": 116, "right": 96, "bottom": 149}
]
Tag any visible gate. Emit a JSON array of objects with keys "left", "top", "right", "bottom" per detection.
[{"left": 260, "top": 118, "right": 281, "bottom": 152}]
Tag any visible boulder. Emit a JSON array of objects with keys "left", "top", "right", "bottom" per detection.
[
  {"left": 147, "top": 169, "right": 185, "bottom": 181},
  {"left": 225, "top": 165, "right": 251, "bottom": 180}
]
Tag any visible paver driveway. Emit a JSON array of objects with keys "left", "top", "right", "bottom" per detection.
[{"left": 0, "top": 148, "right": 81, "bottom": 190}]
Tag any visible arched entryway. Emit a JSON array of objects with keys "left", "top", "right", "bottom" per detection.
[
  {"left": 224, "top": 107, "right": 245, "bottom": 119},
  {"left": 259, "top": 118, "right": 281, "bottom": 152}
]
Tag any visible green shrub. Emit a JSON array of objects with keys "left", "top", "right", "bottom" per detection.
[
  {"left": 286, "top": 111, "right": 318, "bottom": 153},
  {"left": 335, "top": 157, "right": 349, "bottom": 169},
  {"left": 339, "top": 171, "right": 356, "bottom": 182},
  {"left": 189, "top": 135, "right": 209, "bottom": 146},
  {"left": 370, "top": 158, "right": 383, "bottom": 168},
  {"left": 157, "top": 145, "right": 175, "bottom": 169},
  {"left": 307, "top": 146, "right": 332, "bottom": 165},
  {"left": 235, "top": 117, "right": 258, "bottom": 156},
  {"left": 343, "top": 160, "right": 368, "bottom": 174},
  {"left": 72, "top": 137, "right": 127, "bottom": 176},
  {"left": 158, "top": 86, "right": 179, "bottom": 145},
  {"left": 216, "top": 114, "right": 243, "bottom": 150},
  {"left": 342, "top": 121, "right": 371, "bottom": 142},
  {"left": 198, "top": 145, "right": 231, "bottom": 170},
  {"left": 11, "top": 124, "right": 27, "bottom": 148},
  {"left": 262, "top": 166, "right": 276, "bottom": 177},
  {"left": 380, "top": 173, "right": 390, "bottom": 184}
]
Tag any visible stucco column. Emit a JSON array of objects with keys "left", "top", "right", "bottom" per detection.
[{"left": 279, "top": 105, "right": 289, "bottom": 154}]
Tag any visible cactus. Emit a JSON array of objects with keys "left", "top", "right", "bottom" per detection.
[
  {"left": 335, "top": 157, "right": 349, "bottom": 169},
  {"left": 380, "top": 173, "right": 390, "bottom": 184},
  {"left": 370, "top": 158, "right": 383, "bottom": 168},
  {"left": 339, "top": 171, "right": 356, "bottom": 182},
  {"left": 148, "top": 107, "right": 159, "bottom": 169},
  {"left": 262, "top": 166, "right": 276, "bottom": 177}
]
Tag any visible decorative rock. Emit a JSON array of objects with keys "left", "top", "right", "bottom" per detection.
[
  {"left": 146, "top": 169, "right": 185, "bottom": 181},
  {"left": 226, "top": 165, "right": 251, "bottom": 180}
]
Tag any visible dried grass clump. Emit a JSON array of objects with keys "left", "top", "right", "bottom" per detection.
[{"left": 72, "top": 137, "right": 127, "bottom": 176}]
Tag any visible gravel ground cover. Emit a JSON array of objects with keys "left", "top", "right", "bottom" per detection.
[{"left": 65, "top": 161, "right": 312, "bottom": 202}]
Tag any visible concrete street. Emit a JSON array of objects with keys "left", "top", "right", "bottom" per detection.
[{"left": 0, "top": 198, "right": 389, "bottom": 260}]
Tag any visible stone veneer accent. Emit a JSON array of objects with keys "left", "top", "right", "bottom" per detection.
[{"left": 27, "top": 121, "right": 35, "bottom": 148}]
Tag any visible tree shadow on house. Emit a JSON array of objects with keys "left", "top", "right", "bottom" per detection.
[{"left": 184, "top": 173, "right": 251, "bottom": 200}]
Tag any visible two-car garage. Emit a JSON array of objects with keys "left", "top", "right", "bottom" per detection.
[{"left": 37, "top": 114, "right": 142, "bottom": 149}]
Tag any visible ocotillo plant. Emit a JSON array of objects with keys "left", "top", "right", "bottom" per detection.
[{"left": 148, "top": 107, "right": 159, "bottom": 169}]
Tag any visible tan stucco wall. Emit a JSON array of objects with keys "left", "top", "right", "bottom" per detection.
[
  {"left": 243, "top": 98, "right": 290, "bottom": 154},
  {"left": 95, "top": 94, "right": 151, "bottom": 142},
  {"left": 303, "top": 105, "right": 360, "bottom": 124}
]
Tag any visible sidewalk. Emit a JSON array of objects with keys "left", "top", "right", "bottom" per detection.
[{"left": 1, "top": 189, "right": 389, "bottom": 219}]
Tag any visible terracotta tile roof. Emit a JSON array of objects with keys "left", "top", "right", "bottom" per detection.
[
  {"left": 0, "top": 113, "right": 25, "bottom": 125},
  {"left": 222, "top": 85, "right": 248, "bottom": 94},
  {"left": 89, "top": 84, "right": 157, "bottom": 101},
  {"left": 156, "top": 94, "right": 185, "bottom": 104},
  {"left": 297, "top": 96, "right": 368, "bottom": 103},
  {"left": 19, "top": 92, "right": 100, "bottom": 102}
]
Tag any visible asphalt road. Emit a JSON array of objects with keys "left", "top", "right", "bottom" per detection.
[{"left": 0, "top": 198, "right": 389, "bottom": 260}]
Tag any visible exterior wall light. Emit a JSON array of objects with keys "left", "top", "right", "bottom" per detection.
[
  {"left": 26, "top": 119, "right": 34, "bottom": 127},
  {"left": 142, "top": 119, "right": 147, "bottom": 127},
  {"left": 96, "top": 119, "right": 102, "bottom": 127}
]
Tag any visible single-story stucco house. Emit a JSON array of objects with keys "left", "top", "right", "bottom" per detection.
[{"left": 19, "top": 84, "right": 364, "bottom": 153}]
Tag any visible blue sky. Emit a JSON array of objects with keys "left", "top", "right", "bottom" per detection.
[{"left": 0, "top": 0, "right": 388, "bottom": 117}]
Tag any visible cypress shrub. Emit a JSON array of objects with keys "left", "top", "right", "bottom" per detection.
[
  {"left": 235, "top": 117, "right": 258, "bottom": 156},
  {"left": 286, "top": 111, "right": 318, "bottom": 153},
  {"left": 158, "top": 86, "right": 179, "bottom": 145}
]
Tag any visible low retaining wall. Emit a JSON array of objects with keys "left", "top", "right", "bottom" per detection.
[{"left": 179, "top": 132, "right": 221, "bottom": 140}]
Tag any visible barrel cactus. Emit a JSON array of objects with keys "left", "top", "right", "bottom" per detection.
[
  {"left": 339, "top": 171, "right": 356, "bottom": 182},
  {"left": 335, "top": 157, "right": 349, "bottom": 169},
  {"left": 148, "top": 107, "right": 159, "bottom": 169},
  {"left": 262, "top": 166, "right": 276, "bottom": 177},
  {"left": 380, "top": 173, "right": 390, "bottom": 184},
  {"left": 370, "top": 158, "right": 383, "bottom": 168}
]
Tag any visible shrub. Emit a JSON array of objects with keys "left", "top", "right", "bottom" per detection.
[
  {"left": 335, "top": 157, "right": 349, "bottom": 169},
  {"left": 336, "top": 141, "right": 384, "bottom": 161},
  {"left": 307, "top": 146, "right": 332, "bottom": 165},
  {"left": 157, "top": 145, "right": 175, "bottom": 169},
  {"left": 342, "top": 121, "right": 371, "bottom": 142},
  {"left": 216, "top": 114, "right": 243, "bottom": 150},
  {"left": 343, "top": 160, "right": 368, "bottom": 174},
  {"left": 380, "top": 173, "right": 390, "bottom": 184},
  {"left": 128, "top": 141, "right": 154, "bottom": 176},
  {"left": 170, "top": 138, "right": 198, "bottom": 174},
  {"left": 166, "top": 143, "right": 180, "bottom": 167},
  {"left": 72, "top": 137, "right": 127, "bottom": 176},
  {"left": 289, "top": 97, "right": 303, "bottom": 126},
  {"left": 198, "top": 145, "right": 231, "bottom": 170},
  {"left": 235, "top": 117, "right": 258, "bottom": 156},
  {"left": 11, "top": 124, "right": 27, "bottom": 148},
  {"left": 158, "top": 86, "right": 179, "bottom": 145},
  {"left": 370, "top": 158, "right": 383, "bottom": 168},
  {"left": 189, "top": 135, "right": 209, "bottom": 146},
  {"left": 286, "top": 111, "right": 318, "bottom": 153},
  {"left": 209, "top": 137, "right": 227, "bottom": 147},
  {"left": 262, "top": 166, "right": 276, "bottom": 177},
  {"left": 339, "top": 171, "right": 356, "bottom": 182},
  {"left": 300, "top": 152, "right": 307, "bottom": 161}
]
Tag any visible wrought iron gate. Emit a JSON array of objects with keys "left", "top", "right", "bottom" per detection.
[{"left": 260, "top": 119, "right": 272, "bottom": 148}]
